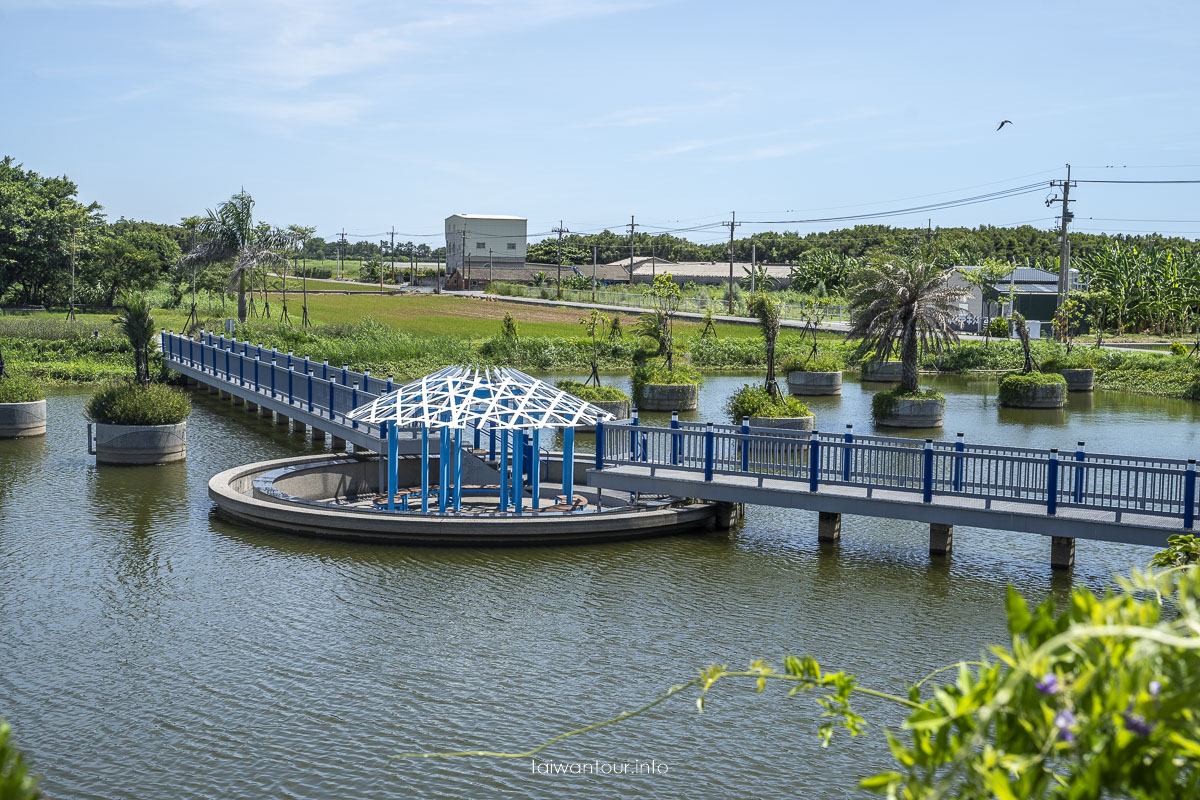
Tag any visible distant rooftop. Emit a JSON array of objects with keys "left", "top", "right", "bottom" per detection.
[{"left": 448, "top": 214, "right": 527, "bottom": 221}]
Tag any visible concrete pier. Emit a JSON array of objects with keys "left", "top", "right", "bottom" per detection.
[
  {"left": 714, "top": 502, "right": 743, "bottom": 529},
  {"left": 276, "top": 413, "right": 290, "bottom": 427},
  {"left": 260, "top": 405, "right": 273, "bottom": 419},
  {"left": 290, "top": 420, "right": 306, "bottom": 437},
  {"left": 245, "top": 401, "right": 257, "bottom": 412},
  {"left": 219, "top": 389, "right": 231, "bottom": 400},
  {"left": 818, "top": 511, "right": 841, "bottom": 542},
  {"left": 930, "top": 523, "right": 953, "bottom": 555},
  {"left": 331, "top": 436, "right": 346, "bottom": 452},
  {"left": 232, "top": 395, "right": 244, "bottom": 406},
  {"left": 1051, "top": 536, "right": 1075, "bottom": 570}
]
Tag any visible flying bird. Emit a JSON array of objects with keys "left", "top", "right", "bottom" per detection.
[{"left": 996, "top": 120, "right": 1013, "bottom": 131}]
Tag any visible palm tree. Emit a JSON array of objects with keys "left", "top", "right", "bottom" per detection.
[
  {"left": 847, "top": 259, "right": 970, "bottom": 393},
  {"left": 750, "top": 293, "right": 781, "bottom": 398},
  {"left": 116, "top": 291, "right": 155, "bottom": 384},
  {"left": 187, "top": 191, "right": 286, "bottom": 323}
]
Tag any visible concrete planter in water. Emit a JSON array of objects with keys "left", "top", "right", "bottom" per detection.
[
  {"left": 875, "top": 397, "right": 945, "bottom": 428},
  {"left": 90, "top": 421, "right": 187, "bottom": 465},
  {"left": 576, "top": 398, "right": 631, "bottom": 432},
  {"left": 749, "top": 414, "right": 814, "bottom": 431},
  {"left": 1059, "top": 368, "right": 1094, "bottom": 392},
  {"left": 0, "top": 399, "right": 47, "bottom": 438},
  {"left": 787, "top": 371, "right": 842, "bottom": 396},
  {"left": 638, "top": 384, "right": 699, "bottom": 411},
  {"left": 862, "top": 361, "right": 903, "bottom": 382},
  {"left": 1003, "top": 383, "right": 1066, "bottom": 409}
]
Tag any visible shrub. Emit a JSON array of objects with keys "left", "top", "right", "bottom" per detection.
[
  {"left": 85, "top": 381, "right": 191, "bottom": 425},
  {"left": 1170, "top": 342, "right": 1188, "bottom": 356},
  {"left": 556, "top": 380, "right": 630, "bottom": 404},
  {"left": 724, "top": 385, "right": 811, "bottom": 423},
  {"left": 1040, "top": 348, "right": 1099, "bottom": 372},
  {"left": 781, "top": 353, "right": 842, "bottom": 373},
  {"left": 0, "top": 376, "right": 43, "bottom": 403},
  {"left": 986, "top": 316, "right": 1011, "bottom": 338},
  {"left": 997, "top": 371, "right": 1067, "bottom": 406},
  {"left": 871, "top": 386, "right": 944, "bottom": 419},
  {"left": 500, "top": 311, "right": 519, "bottom": 340},
  {"left": 632, "top": 359, "right": 702, "bottom": 402}
]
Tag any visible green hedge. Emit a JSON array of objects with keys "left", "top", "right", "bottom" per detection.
[
  {"left": 997, "top": 371, "right": 1067, "bottom": 406},
  {"left": 556, "top": 380, "right": 630, "bottom": 403},
  {"left": 724, "top": 384, "right": 811, "bottom": 423},
  {"left": 0, "top": 376, "right": 43, "bottom": 403},
  {"left": 871, "top": 386, "right": 944, "bottom": 419},
  {"left": 780, "top": 353, "right": 842, "bottom": 373},
  {"left": 631, "top": 360, "right": 702, "bottom": 402},
  {"left": 85, "top": 382, "right": 191, "bottom": 425}
]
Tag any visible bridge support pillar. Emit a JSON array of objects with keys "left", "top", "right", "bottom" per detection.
[
  {"left": 219, "top": 389, "right": 231, "bottom": 400},
  {"left": 232, "top": 395, "right": 244, "bottom": 406},
  {"left": 276, "top": 413, "right": 289, "bottom": 427},
  {"left": 1051, "top": 536, "right": 1075, "bottom": 570},
  {"left": 930, "top": 523, "right": 953, "bottom": 555},
  {"left": 312, "top": 428, "right": 327, "bottom": 444},
  {"left": 186, "top": 377, "right": 199, "bottom": 387},
  {"left": 245, "top": 400, "right": 257, "bottom": 412},
  {"left": 818, "top": 511, "right": 841, "bottom": 542},
  {"left": 714, "top": 502, "right": 743, "bottom": 529},
  {"left": 331, "top": 436, "right": 347, "bottom": 452},
  {"left": 291, "top": 420, "right": 306, "bottom": 437}
]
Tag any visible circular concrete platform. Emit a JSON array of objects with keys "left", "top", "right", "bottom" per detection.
[{"left": 209, "top": 453, "right": 720, "bottom": 545}]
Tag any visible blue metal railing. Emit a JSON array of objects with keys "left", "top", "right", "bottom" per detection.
[{"left": 598, "top": 419, "right": 1200, "bottom": 529}]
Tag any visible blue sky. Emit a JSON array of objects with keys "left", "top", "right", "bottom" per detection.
[{"left": 2, "top": 0, "right": 1198, "bottom": 247}]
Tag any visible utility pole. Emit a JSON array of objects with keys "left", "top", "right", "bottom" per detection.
[
  {"left": 553, "top": 220, "right": 569, "bottom": 298},
  {"left": 1047, "top": 164, "right": 1076, "bottom": 306},
  {"left": 489, "top": 248, "right": 494, "bottom": 284},
  {"left": 389, "top": 227, "right": 396, "bottom": 283},
  {"left": 379, "top": 238, "right": 386, "bottom": 292},
  {"left": 750, "top": 239, "right": 756, "bottom": 294},
  {"left": 66, "top": 229, "right": 77, "bottom": 322},
  {"left": 592, "top": 245, "right": 598, "bottom": 303},
  {"left": 410, "top": 248, "right": 415, "bottom": 285},
  {"left": 338, "top": 229, "right": 346, "bottom": 280},
  {"left": 651, "top": 244, "right": 656, "bottom": 283},
  {"left": 461, "top": 228, "right": 468, "bottom": 291},
  {"left": 627, "top": 215, "right": 637, "bottom": 282},
  {"left": 724, "top": 211, "right": 741, "bottom": 314}
]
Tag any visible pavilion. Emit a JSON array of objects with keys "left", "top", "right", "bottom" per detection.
[{"left": 346, "top": 366, "right": 615, "bottom": 516}]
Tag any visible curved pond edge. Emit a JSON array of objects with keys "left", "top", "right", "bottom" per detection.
[{"left": 209, "top": 453, "right": 721, "bottom": 546}]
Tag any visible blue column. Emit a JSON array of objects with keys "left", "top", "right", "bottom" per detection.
[
  {"left": 952, "top": 432, "right": 964, "bottom": 492},
  {"left": 322, "top": 360, "right": 329, "bottom": 381},
  {"left": 225, "top": 348, "right": 230, "bottom": 379},
  {"left": 363, "top": 369, "right": 371, "bottom": 393},
  {"left": 307, "top": 369, "right": 314, "bottom": 411},
  {"left": 387, "top": 421, "right": 399, "bottom": 511},
  {"left": 328, "top": 380, "right": 335, "bottom": 419},
  {"left": 562, "top": 427, "right": 575, "bottom": 503},
  {"left": 843, "top": 424, "right": 854, "bottom": 482},
  {"left": 595, "top": 420, "right": 605, "bottom": 471},
  {"left": 810, "top": 430, "right": 821, "bottom": 492},
  {"left": 438, "top": 427, "right": 448, "bottom": 514},
  {"left": 474, "top": 425, "right": 481, "bottom": 451},
  {"left": 513, "top": 430, "right": 524, "bottom": 515},
  {"left": 489, "top": 424, "right": 496, "bottom": 461},
  {"left": 1047, "top": 449, "right": 1059, "bottom": 515},
  {"left": 1185, "top": 459, "right": 1196, "bottom": 530},
  {"left": 499, "top": 429, "right": 509, "bottom": 512},
  {"left": 670, "top": 411, "right": 680, "bottom": 466},
  {"left": 704, "top": 422, "right": 714, "bottom": 482},
  {"left": 740, "top": 416, "right": 750, "bottom": 472},
  {"left": 420, "top": 424, "right": 430, "bottom": 514},
  {"left": 342, "top": 364, "right": 349, "bottom": 386},
  {"left": 922, "top": 438, "right": 934, "bottom": 503},
  {"left": 630, "top": 409, "right": 639, "bottom": 460},
  {"left": 238, "top": 347, "right": 244, "bottom": 387},
  {"left": 288, "top": 365, "right": 294, "bottom": 404},
  {"left": 1073, "top": 441, "right": 1085, "bottom": 503},
  {"left": 453, "top": 427, "right": 463, "bottom": 512},
  {"left": 270, "top": 358, "right": 276, "bottom": 397},
  {"left": 530, "top": 430, "right": 540, "bottom": 510},
  {"left": 351, "top": 384, "right": 358, "bottom": 428}
]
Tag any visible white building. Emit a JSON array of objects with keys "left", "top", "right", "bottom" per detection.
[{"left": 444, "top": 214, "right": 527, "bottom": 275}]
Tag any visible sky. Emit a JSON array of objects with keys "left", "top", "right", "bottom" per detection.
[{"left": 2, "top": 0, "right": 1199, "bottom": 248}]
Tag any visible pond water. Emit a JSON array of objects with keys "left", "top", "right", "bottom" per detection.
[{"left": 2, "top": 375, "right": 1197, "bottom": 800}]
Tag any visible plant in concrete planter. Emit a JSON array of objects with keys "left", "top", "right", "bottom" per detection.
[
  {"left": 749, "top": 292, "right": 784, "bottom": 397},
  {"left": 725, "top": 384, "right": 812, "bottom": 429},
  {"left": 782, "top": 353, "right": 844, "bottom": 395},
  {"left": 871, "top": 386, "right": 946, "bottom": 427},
  {"left": 85, "top": 381, "right": 191, "bottom": 426},
  {"left": 847, "top": 258, "right": 968, "bottom": 426},
  {"left": 556, "top": 379, "right": 631, "bottom": 422},
  {"left": 0, "top": 346, "right": 48, "bottom": 438},
  {"left": 632, "top": 359, "right": 702, "bottom": 411},
  {"left": 998, "top": 371, "right": 1067, "bottom": 408}
]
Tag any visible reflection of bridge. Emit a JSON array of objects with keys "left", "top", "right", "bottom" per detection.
[
  {"left": 589, "top": 420, "right": 1197, "bottom": 569},
  {"left": 164, "top": 330, "right": 1193, "bottom": 568}
]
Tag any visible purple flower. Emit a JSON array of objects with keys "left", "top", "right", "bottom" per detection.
[
  {"left": 1054, "top": 709, "right": 1076, "bottom": 742},
  {"left": 1036, "top": 673, "right": 1059, "bottom": 695},
  {"left": 1148, "top": 680, "right": 1162, "bottom": 698},
  {"left": 1123, "top": 711, "right": 1155, "bottom": 737}
]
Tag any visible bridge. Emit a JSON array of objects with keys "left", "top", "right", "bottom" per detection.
[{"left": 164, "top": 329, "right": 1195, "bottom": 568}]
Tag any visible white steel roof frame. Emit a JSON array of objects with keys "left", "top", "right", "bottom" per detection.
[{"left": 346, "top": 366, "right": 615, "bottom": 430}]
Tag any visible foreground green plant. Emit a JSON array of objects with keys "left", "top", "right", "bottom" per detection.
[
  {"left": 724, "top": 384, "right": 811, "bottom": 423},
  {"left": 555, "top": 380, "right": 629, "bottom": 404},
  {"left": 0, "top": 720, "right": 40, "bottom": 800},
  {"left": 871, "top": 385, "right": 944, "bottom": 419},
  {"left": 401, "top": 566, "right": 1200, "bottom": 799},
  {"left": 85, "top": 381, "right": 191, "bottom": 426},
  {"left": 0, "top": 375, "right": 43, "bottom": 403},
  {"left": 631, "top": 359, "right": 702, "bottom": 403},
  {"left": 997, "top": 372, "right": 1066, "bottom": 407},
  {"left": 781, "top": 353, "right": 842, "bottom": 373}
]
